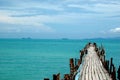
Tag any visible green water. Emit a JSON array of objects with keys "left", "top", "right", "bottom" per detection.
[{"left": 0, "top": 39, "right": 120, "bottom": 80}]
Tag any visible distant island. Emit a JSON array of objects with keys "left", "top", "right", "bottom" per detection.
[
  {"left": 62, "top": 38, "right": 69, "bottom": 40},
  {"left": 22, "top": 37, "right": 32, "bottom": 40},
  {"left": 84, "top": 37, "right": 120, "bottom": 40}
]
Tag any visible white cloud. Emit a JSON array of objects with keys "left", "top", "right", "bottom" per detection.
[
  {"left": 0, "top": 12, "right": 55, "bottom": 33},
  {"left": 0, "top": 0, "right": 120, "bottom": 34},
  {"left": 0, "top": 0, "right": 64, "bottom": 11},
  {"left": 21, "top": 3, "right": 63, "bottom": 11},
  {"left": 110, "top": 27, "right": 120, "bottom": 33},
  {"left": 0, "top": 10, "right": 91, "bottom": 25},
  {"left": 68, "top": 3, "right": 120, "bottom": 16}
]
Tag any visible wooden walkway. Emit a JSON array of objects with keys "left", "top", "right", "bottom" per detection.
[
  {"left": 78, "top": 44, "right": 112, "bottom": 80},
  {"left": 44, "top": 43, "right": 119, "bottom": 80}
]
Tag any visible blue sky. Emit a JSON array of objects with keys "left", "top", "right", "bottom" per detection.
[{"left": 0, "top": 0, "right": 120, "bottom": 39}]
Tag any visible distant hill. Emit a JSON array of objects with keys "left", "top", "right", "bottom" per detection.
[
  {"left": 105, "top": 37, "right": 120, "bottom": 40},
  {"left": 84, "top": 37, "right": 120, "bottom": 40}
]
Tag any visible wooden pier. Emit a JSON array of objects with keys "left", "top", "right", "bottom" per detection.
[
  {"left": 77, "top": 44, "right": 111, "bottom": 80},
  {"left": 44, "top": 43, "right": 120, "bottom": 80}
]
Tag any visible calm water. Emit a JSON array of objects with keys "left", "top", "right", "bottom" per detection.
[{"left": 0, "top": 39, "right": 120, "bottom": 80}]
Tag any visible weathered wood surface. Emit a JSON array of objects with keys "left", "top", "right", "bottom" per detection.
[{"left": 78, "top": 44, "right": 112, "bottom": 80}]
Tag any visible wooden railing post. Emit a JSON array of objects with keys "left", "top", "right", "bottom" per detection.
[
  {"left": 107, "top": 60, "right": 109, "bottom": 72},
  {"left": 75, "top": 58, "right": 77, "bottom": 66},
  {"left": 80, "top": 50, "right": 84, "bottom": 62},
  {"left": 111, "top": 64, "right": 116, "bottom": 80},
  {"left": 57, "top": 73, "right": 60, "bottom": 80},
  {"left": 104, "top": 60, "right": 109, "bottom": 72},
  {"left": 117, "top": 66, "right": 120, "bottom": 80},
  {"left": 69, "top": 58, "right": 74, "bottom": 78},
  {"left": 64, "top": 74, "right": 70, "bottom": 80},
  {"left": 53, "top": 73, "right": 60, "bottom": 80},
  {"left": 110, "top": 58, "right": 113, "bottom": 75},
  {"left": 53, "top": 74, "right": 57, "bottom": 80},
  {"left": 93, "top": 42, "right": 97, "bottom": 47},
  {"left": 74, "top": 58, "right": 79, "bottom": 71},
  {"left": 88, "top": 42, "right": 91, "bottom": 46},
  {"left": 78, "top": 59, "right": 81, "bottom": 66},
  {"left": 44, "top": 78, "right": 49, "bottom": 80}
]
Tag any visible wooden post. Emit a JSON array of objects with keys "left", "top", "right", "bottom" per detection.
[
  {"left": 95, "top": 48, "right": 98, "bottom": 52},
  {"left": 117, "top": 66, "right": 120, "bottom": 80},
  {"left": 107, "top": 60, "right": 109, "bottom": 72},
  {"left": 110, "top": 58, "right": 113, "bottom": 75},
  {"left": 64, "top": 74, "right": 70, "bottom": 80},
  {"left": 93, "top": 42, "right": 97, "bottom": 52},
  {"left": 44, "top": 78, "right": 49, "bottom": 80},
  {"left": 104, "top": 60, "right": 110, "bottom": 73},
  {"left": 78, "top": 59, "right": 81, "bottom": 66},
  {"left": 80, "top": 50, "right": 84, "bottom": 62},
  {"left": 104, "top": 60, "right": 108, "bottom": 71},
  {"left": 69, "top": 58, "right": 74, "bottom": 78},
  {"left": 53, "top": 73, "right": 60, "bottom": 80},
  {"left": 88, "top": 42, "right": 91, "bottom": 45},
  {"left": 85, "top": 49, "right": 88, "bottom": 54},
  {"left": 74, "top": 58, "right": 79, "bottom": 71},
  {"left": 53, "top": 74, "right": 57, "bottom": 80},
  {"left": 102, "top": 48, "right": 105, "bottom": 55},
  {"left": 74, "top": 65, "right": 79, "bottom": 72},
  {"left": 93, "top": 42, "right": 97, "bottom": 47},
  {"left": 111, "top": 64, "right": 116, "bottom": 80},
  {"left": 103, "top": 55, "right": 105, "bottom": 63},
  {"left": 57, "top": 73, "right": 60, "bottom": 80},
  {"left": 75, "top": 58, "right": 77, "bottom": 66},
  {"left": 97, "top": 51, "right": 100, "bottom": 57}
]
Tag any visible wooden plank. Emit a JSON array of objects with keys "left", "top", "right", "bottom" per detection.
[
  {"left": 98, "top": 60, "right": 107, "bottom": 80},
  {"left": 93, "top": 58, "right": 100, "bottom": 80},
  {"left": 91, "top": 59, "right": 96, "bottom": 80},
  {"left": 81, "top": 62, "right": 87, "bottom": 80},
  {"left": 95, "top": 59, "right": 103, "bottom": 80},
  {"left": 85, "top": 63, "right": 89, "bottom": 80},
  {"left": 88, "top": 57, "right": 92, "bottom": 80}
]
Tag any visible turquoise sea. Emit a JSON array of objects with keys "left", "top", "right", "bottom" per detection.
[{"left": 0, "top": 39, "right": 120, "bottom": 80}]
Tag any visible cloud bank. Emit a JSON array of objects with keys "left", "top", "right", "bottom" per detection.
[
  {"left": 0, "top": 0, "right": 120, "bottom": 38},
  {"left": 110, "top": 27, "right": 120, "bottom": 33}
]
